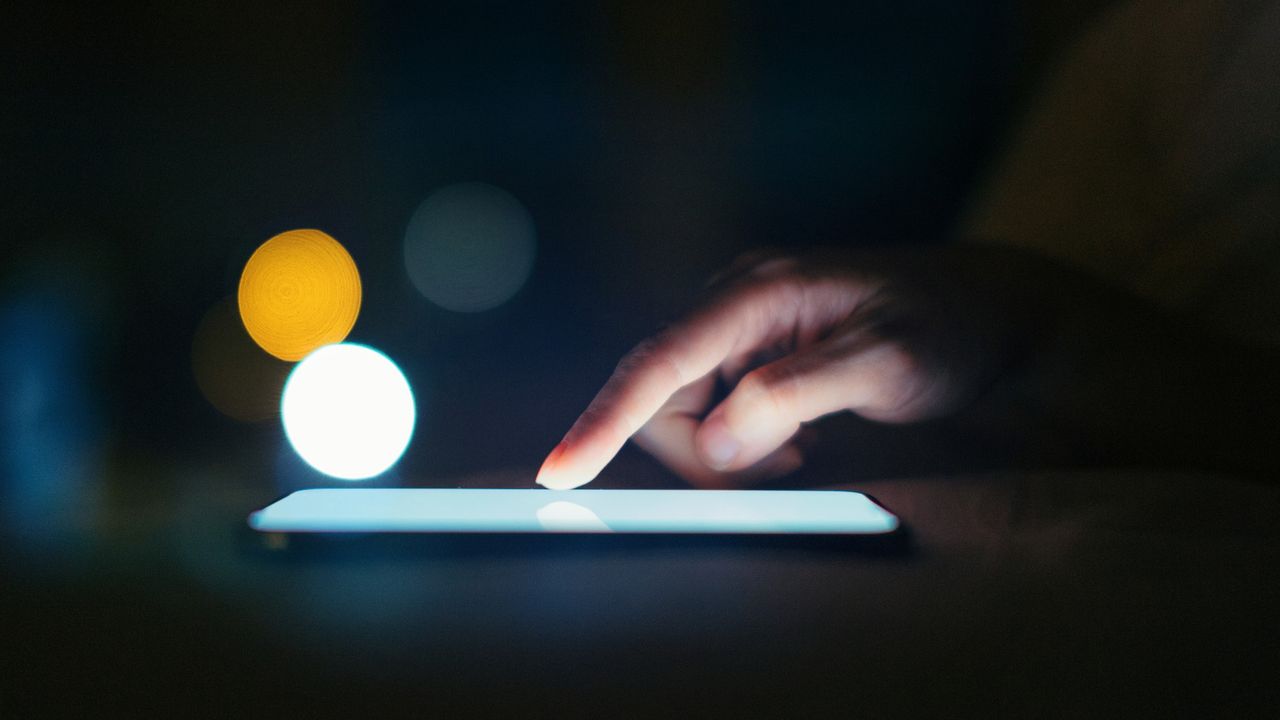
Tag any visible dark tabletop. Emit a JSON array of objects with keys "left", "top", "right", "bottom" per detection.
[{"left": 4, "top": 454, "right": 1278, "bottom": 719}]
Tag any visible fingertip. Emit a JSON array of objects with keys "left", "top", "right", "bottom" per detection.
[
  {"left": 682, "top": 441, "right": 804, "bottom": 489},
  {"left": 695, "top": 415, "right": 741, "bottom": 470},
  {"left": 535, "top": 441, "right": 566, "bottom": 487},
  {"left": 697, "top": 408, "right": 801, "bottom": 473},
  {"left": 535, "top": 474, "right": 581, "bottom": 490},
  {"left": 535, "top": 470, "right": 581, "bottom": 490},
  {"left": 535, "top": 441, "right": 593, "bottom": 490}
]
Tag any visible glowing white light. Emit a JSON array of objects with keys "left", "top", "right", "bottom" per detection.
[
  {"left": 535, "top": 500, "right": 612, "bottom": 532},
  {"left": 403, "top": 182, "right": 536, "bottom": 312},
  {"left": 281, "top": 343, "right": 415, "bottom": 480}
]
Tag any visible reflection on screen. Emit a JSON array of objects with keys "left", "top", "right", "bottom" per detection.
[
  {"left": 535, "top": 501, "right": 612, "bottom": 532},
  {"left": 249, "top": 489, "right": 899, "bottom": 535}
]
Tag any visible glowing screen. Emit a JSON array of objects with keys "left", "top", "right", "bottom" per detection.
[{"left": 249, "top": 488, "right": 899, "bottom": 535}]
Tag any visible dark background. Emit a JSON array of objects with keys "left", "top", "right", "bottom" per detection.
[
  {"left": 0, "top": 1, "right": 1116, "bottom": 487},
  {"left": 22, "top": 3, "right": 1273, "bottom": 719}
]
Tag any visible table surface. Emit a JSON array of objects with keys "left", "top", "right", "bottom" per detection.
[{"left": 3, "top": 455, "right": 1278, "bottom": 718}]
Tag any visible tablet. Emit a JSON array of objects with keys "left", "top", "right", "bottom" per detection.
[{"left": 248, "top": 488, "right": 900, "bottom": 536}]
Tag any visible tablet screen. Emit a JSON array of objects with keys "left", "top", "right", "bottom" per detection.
[{"left": 248, "top": 488, "right": 899, "bottom": 536}]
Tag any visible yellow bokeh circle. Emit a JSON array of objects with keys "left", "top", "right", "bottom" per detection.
[{"left": 238, "top": 229, "right": 362, "bottom": 361}]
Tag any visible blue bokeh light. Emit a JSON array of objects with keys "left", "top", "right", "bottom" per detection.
[
  {"left": 0, "top": 281, "right": 106, "bottom": 563},
  {"left": 403, "top": 182, "right": 537, "bottom": 313}
]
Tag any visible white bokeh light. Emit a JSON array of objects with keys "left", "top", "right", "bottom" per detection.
[
  {"left": 281, "top": 343, "right": 416, "bottom": 480},
  {"left": 403, "top": 182, "right": 536, "bottom": 312}
]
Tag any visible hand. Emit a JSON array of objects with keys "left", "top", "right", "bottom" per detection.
[{"left": 535, "top": 247, "right": 1035, "bottom": 489}]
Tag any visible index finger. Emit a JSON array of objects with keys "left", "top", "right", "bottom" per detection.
[{"left": 535, "top": 286, "right": 780, "bottom": 489}]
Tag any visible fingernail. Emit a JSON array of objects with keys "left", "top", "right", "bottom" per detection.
[
  {"left": 535, "top": 442, "right": 568, "bottom": 487},
  {"left": 700, "top": 420, "right": 740, "bottom": 470}
]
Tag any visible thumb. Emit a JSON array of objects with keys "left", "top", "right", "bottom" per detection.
[{"left": 694, "top": 336, "right": 914, "bottom": 471}]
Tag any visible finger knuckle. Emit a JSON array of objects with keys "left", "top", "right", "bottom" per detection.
[
  {"left": 750, "top": 256, "right": 799, "bottom": 280},
  {"left": 729, "top": 275, "right": 805, "bottom": 327},
  {"left": 862, "top": 340, "right": 936, "bottom": 416},
  {"left": 875, "top": 340, "right": 922, "bottom": 381},
  {"left": 738, "top": 365, "right": 797, "bottom": 415}
]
